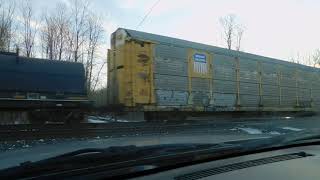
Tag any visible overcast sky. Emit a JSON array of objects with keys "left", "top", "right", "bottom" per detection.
[{"left": 32, "top": 0, "right": 320, "bottom": 61}]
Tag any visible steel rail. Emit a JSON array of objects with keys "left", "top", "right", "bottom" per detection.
[{"left": 0, "top": 122, "right": 225, "bottom": 141}]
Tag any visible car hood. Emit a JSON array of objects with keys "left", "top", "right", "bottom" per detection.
[{"left": 0, "top": 133, "right": 268, "bottom": 169}]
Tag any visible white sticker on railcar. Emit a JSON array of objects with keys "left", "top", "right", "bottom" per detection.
[{"left": 193, "top": 53, "right": 207, "bottom": 74}]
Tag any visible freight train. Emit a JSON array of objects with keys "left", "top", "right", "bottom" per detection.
[
  {"left": 100, "top": 28, "right": 320, "bottom": 120},
  {"left": 0, "top": 52, "right": 90, "bottom": 124},
  {"left": 1, "top": 28, "right": 319, "bottom": 124}
]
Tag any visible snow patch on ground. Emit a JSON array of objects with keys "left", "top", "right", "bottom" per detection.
[
  {"left": 269, "top": 131, "right": 281, "bottom": 135},
  {"left": 282, "top": 127, "right": 303, "bottom": 131},
  {"left": 116, "top": 119, "right": 129, "bottom": 122},
  {"left": 87, "top": 115, "right": 113, "bottom": 123},
  {"left": 87, "top": 116, "right": 131, "bottom": 123},
  {"left": 87, "top": 119, "right": 107, "bottom": 123},
  {"left": 22, "top": 144, "right": 31, "bottom": 148},
  {"left": 238, "top": 127, "right": 263, "bottom": 134}
]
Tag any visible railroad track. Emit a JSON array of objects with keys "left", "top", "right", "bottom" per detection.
[{"left": 0, "top": 122, "right": 223, "bottom": 142}]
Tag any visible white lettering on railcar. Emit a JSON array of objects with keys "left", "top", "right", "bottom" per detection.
[{"left": 193, "top": 53, "right": 207, "bottom": 74}]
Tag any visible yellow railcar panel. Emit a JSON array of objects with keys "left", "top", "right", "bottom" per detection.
[
  {"left": 112, "top": 41, "right": 155, "bottom": 107},
  {"left": 118, "top": 44, "right": 132, "bottom": 106},
  {"left": 129, "top": 42, "right": 155, "bottom": 105},
  {"left": 107, "top": 48, "right": 118, "bottom": 104}
]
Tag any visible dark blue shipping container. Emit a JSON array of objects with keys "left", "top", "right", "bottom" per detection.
[{"left": 0, "top": 53, "right": 86, "bottom": 95}]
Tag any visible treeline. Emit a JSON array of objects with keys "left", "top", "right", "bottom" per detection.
[{"left": 0, "top": 0, "right": 106, "bottom": 92}]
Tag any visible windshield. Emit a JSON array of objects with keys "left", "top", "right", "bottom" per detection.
[{"left": 1, "top": 0, "right": 320, "bottom": 178}]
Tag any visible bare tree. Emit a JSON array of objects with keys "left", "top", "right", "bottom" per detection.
[
  {"left": 219, "top": 14, "right": 245, "bottom": 51},
  {"left": 304, "top": 54, "right": 313, "bottom": 67},
  {"left": 1, "top": 0, "right": 107, "bottom": 90},
  {"left": 0, "top": 1, "right": 16, "bottom": 51},
  {"left": 84, "top": 13, "right": 103, "bottom": 92},
  {"left": 40, "top": 3, "right": 70, "bottom": 60},
  {"left": 235, "top": 25, "right": 244, "bottom": 51},
  {"left": 67, "top": 0, "right": 107, "bottom": 91},
  {"left": 69, "top": 0, "right": 89, "bottom": 62},
  {"left": 92, "top": 60, "right": 107, "bottom": 91},
  {"left": 40, "top": 1, "right": 105, "bottom": 91},
  {"left": 41, "top": 14, "right": 56, "bottom": 59},
  {"left": 312, "top": 49, "right": 320, "bottom": 67},
  {"left": 55, "top": 3, "right": 70, "bottom": 61},
  {"left": 220, "top": 14, "right": 235, "bottom": 50},
  {"left": 289, "top": 52, "right": 301, "bottom": 64},
  {"left": 20, "top": 0, "right": 37, "bottom": 57}
]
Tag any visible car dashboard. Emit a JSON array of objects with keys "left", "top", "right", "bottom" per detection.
[{"left": 134, "top": 145, "right": 320, "bottom": 180}]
